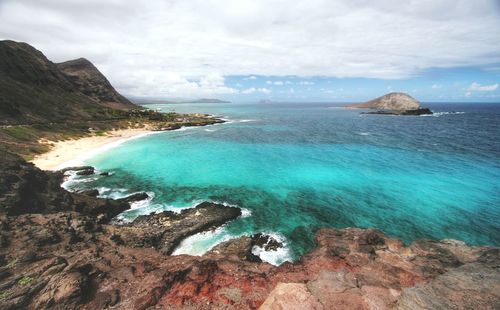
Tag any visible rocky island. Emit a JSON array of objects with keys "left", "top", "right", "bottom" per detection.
[
  {"left": 346, "top": 92, "right": 433, "bottom": 115},
  {"left": 0, "top": 41, "right": 498, "bottom": 309}
]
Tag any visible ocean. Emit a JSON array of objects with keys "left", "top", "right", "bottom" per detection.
[{"left": 63, "top": 102, "right": 500, "bottom": 265}]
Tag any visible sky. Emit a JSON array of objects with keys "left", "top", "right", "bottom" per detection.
[{"left": 1, "top": 0, "right": 500, "bottom": 102}]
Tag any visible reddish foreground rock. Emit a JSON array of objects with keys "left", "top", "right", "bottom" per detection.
[{"left": 0, "top": 151, "right": 499, "bottom": 309}]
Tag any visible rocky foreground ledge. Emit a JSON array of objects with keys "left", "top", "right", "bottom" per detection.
[{"left": 0, "top": 151, "right": 499, "bottom": 309}]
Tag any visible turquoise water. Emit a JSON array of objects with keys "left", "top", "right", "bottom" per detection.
[{"left": 66, "top": 102, "right": 500, "bottom": 263}]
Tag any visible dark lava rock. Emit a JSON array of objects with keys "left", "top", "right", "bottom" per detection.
[
  {"left": 77, "top": 189, "right": 99, "bottom": 197},
  {"left": 252, "top": 233, "right": 284, "bottom": 251},
  {"left": 0, "top": 150, "right": 74, "bottom": 215},
  {"left": 99, "top": 172, "right": 110, "bottom": 176},
  {"left": 75, "top": 168, "right": 95, "bottom": 176},
  {"left": 116, "top": 192, "right": 149, "bottom": 204},
  {"left": 401, "top": 108, "right": 433, "bottom": 115},
  {"left": 114, "top": 202, "right": 242, "bottom": 254},
  {"left": 59, "top": 166, "right": 95, "bottom": 174},
  {"left": 362, "top": 108, "right": 433, "bottom": 116}
]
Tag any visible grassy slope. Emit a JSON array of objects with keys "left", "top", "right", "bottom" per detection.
[{"left": 0, "top": 110, "right": 220, "bottom": 160}]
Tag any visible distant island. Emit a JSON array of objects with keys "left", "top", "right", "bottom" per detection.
[
  {"left": 184, "top": 98, "right": 230, "bottom": 103},
  {"left": 135, "top": 98, "right": 231, "bottom": 104},
  {"left": 346, "top": 92, "right": 433, "bottom": 115}
]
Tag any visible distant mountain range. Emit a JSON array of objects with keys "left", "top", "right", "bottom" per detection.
[
  {"left": 0, "top": 40, "right": 136, "bottom": 125},
  {"left": 133, "top": 98, "right": 230, "bottom": 104}
]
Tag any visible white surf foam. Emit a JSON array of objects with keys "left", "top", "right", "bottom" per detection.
[
  {"left": 171, "top": 226, "right": 236, "bottom": 256},
  {"left": 97, "top": 187, "right": 129, "bottom": 199},
  {"left": 251, "top": 232, "right": 293, "bottom": 266},
  {"left": 219, "top": 117, "right": 235, "bottom": 124},
  {"left": 173, "top": 229, "right": 293, "bottom": 266},
  {"left": 421, "top": 111, "right": 465, "bottom": 117},
  {"left": 240, "top": 208, "right": 252, "bottom": 218},
  {"left": 172, "top": 126, "right": 199, "bottom": 132}
]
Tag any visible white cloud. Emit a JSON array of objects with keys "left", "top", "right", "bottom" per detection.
[
  {"left": 1, "top": 0, "right": 500, "bottom": 96},
  {"left": 299, "top": 81, "right": 315, "bottom": 85},
  {"left": 431, "top": 84, "right": 442, "bottom": 89},
  {"left": 241, "top": 87, "right": 271, "bottom": 94},
  {"left": 266, "top": 80, "right": 284, "bottom": 85},
  {"left": 467, "top": 82, "right": 499, "bottom": 91},
  {"left": 121, "top": 72, "right": 237, "bottom": 97}
]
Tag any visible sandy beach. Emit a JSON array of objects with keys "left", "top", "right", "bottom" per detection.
[{"left": 31, "top": 128, "right": 157, "bottom": 171}]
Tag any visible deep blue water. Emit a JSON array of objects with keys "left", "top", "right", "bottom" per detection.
[{"left": 65, "top": 102, "right": 500, "bottom": 264}]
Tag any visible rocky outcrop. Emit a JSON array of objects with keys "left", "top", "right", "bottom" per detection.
[
  {"left": 0, "top": 152, "right": 498, "bottom": 309},
  {"left": 347, "top": 92, "right": 421, "bottom": 110},
  {"left": 115, "top": 192, "right": 150, "bottom": 204},
  {"left": 109, "top": 202, "right": 242, "bottom": 254},
  {"left": 208, "top": 233, "right": 283, "bottom": 262},
  {"left": 259, "top": 229, "right": 499, "bottom": 310},
  {"left": 362, "top": 107, "right": 433, "bottom": 116}
]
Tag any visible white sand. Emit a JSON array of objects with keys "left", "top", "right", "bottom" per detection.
[{"left": 31, "top": 128, "right": 158, "bottom": 171}]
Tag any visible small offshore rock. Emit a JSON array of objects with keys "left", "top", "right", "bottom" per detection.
[{"left": 77, "top": 189, "right": 99, "bottom": 197}]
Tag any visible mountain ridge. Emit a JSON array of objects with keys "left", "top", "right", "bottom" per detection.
[
  {"left": 56, "top": 57, "right": 135, "bottom": 110},
  {"left": 0, "top": 40, "right": 136, "bottom": 125}
]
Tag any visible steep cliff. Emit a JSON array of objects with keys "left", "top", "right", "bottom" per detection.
[
  {"left": 0, "top": 40, "right": 135, "bottom": 125},
  {"left": 57, "top": 58, "right": 135, "bottom": 110}
]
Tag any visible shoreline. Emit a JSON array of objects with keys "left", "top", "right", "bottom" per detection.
[{"left": 30, "top": 127, "right": 160, "bottom": 171}]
